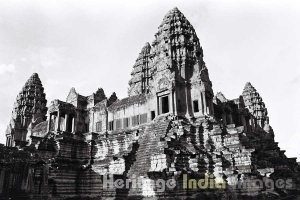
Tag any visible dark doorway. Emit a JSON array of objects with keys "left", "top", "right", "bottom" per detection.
[
  {"left": 161, "top": 96, "right": 169, "bottom": 114},
  {"left": 151, "top": 111, "right": 155, "bottom": 120},
  {"left": 193, "top": 100, "right": 199, "bottom": 113},
  {"left": 66, "top": 116, "right": 73, "bottom": 132},
  {"left": 85, "top": 123, "right": 89, "bottom": 132}
]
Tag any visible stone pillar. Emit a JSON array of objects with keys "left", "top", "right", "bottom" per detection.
[
  {"left": 92, "top": 112, "right": 95, "bottom": 132},
  {"left": 11, "top": 135, "right": 15, "bottom": 147},
  {"left": 56, "top": 111, "right": 60, "bottom": 132},
  {"left": 202, "top": 92, "right": 207, "bottom": 115},
  {"left": 157, "top": 96, "right": 160, "bottom": 115},
  {"left": 47, "top": 113, "right": 52, "bottom": 132},
  {"left": 72, "top": 117, "right": 75, "bottom": 133},
  {"left": 168, "top": 93, "right": 171, "bottom": 113},
  {"left": 64, "top": 113, "right": 69, "bottom": 132},
  {"left": 172, "top": 90, "right": 177, "bottom": 115},
  {"left": 171, "top": 92, "right": 174, "bottom": 114},
  {"left": 199, "top": 95, "right": 203, "bottom": 115}
]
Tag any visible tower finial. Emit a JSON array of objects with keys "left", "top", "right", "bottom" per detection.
[{"left": 244, "top": 82, "right": 254, "bottom": 89}]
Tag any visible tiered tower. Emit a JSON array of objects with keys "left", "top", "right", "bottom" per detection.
[
  {"left": 242, "top": 82, "right": 268, "bottom": 128},
  {"left": 128, "top": 43, "right": 151, "bottom": 96},
  {"left": 128, "top": 7, "right": 214, "bottom": 118},
  {"left": 1, "top": 7, "right": 299, "bottom": 200},
  {"left": 5, "top": 73, "right": 47, "bottom": 147}
]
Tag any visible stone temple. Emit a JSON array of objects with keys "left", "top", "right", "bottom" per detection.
[{"left": 1, "top": 7, "right": 299, "bottom": 200}]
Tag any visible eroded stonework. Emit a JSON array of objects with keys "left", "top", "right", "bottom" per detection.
[
  {"left": 5, "top": 73, "right": 48, "bottom": 147},
  {"left": 1, "top": 7, "right": 299, "bottom": 200}
]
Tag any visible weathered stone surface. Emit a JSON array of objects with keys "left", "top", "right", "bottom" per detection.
[
  {"left": 5, "top": 73, "right": 47, "bottom": 147},
  {"left": 128, "top": 42, "right": 152, "bottom": 96},
  {"left": 1, "top": 7, "right": 299, "bottom": 200}
]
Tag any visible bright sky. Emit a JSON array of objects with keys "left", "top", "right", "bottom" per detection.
[{"left": 0, "top": 0, "right": 299, "bottom": 160}]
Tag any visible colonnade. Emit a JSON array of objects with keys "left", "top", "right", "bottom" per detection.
[{"left": 47, "top": 111, "right": 75, "bottom": 133}]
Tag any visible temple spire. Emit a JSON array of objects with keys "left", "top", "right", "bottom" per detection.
[
  {"left": 5, "top": 73, "right": 47, "bottom": 147},
  {"left": 242, "top": 82, "right": 268, "bottom": 128},
  {"left": 128, "top": 42, "right": 152, "bottom": 96},
  {"left": 108, "top": 92, "right": 118, "bottom": 106},
  {"left": 127, "top": 7, "right": 214, "bottom": 117}
]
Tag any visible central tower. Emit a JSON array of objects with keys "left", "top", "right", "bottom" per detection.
[{"left": 128, "top": 7, "right": 214, "bottom": 118}]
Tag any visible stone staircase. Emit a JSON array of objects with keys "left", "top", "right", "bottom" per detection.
[
  {"left": 127, "top": 118, "right": 170, "bottom": 177},
  {"left": 126, "top": 118, "right": 171, "bottom": 197}
]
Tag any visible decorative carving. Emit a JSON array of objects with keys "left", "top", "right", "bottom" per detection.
[
  {"left": 242, "top": 82, "right": 268, "bottom": 128},
  {"left": 158, "top": 76, "right": 171, "bottom": 90},
  {"left": 1, "top": 7, "right": 299, "bottom": 200},
  {"left": 49, "top": 99, "right": 76, "bottom": 114},
  {"left": 128, "top": 43, "right": 152, "bottom": 96},
  {"left": 5, "top": 73, "right": 47, "bottom": 146}
]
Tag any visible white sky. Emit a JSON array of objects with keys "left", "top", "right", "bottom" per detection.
[{"left": 0, "top": 0, "right": 299, "bottom": 160}]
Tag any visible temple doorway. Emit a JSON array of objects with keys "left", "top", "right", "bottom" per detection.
[{"left": 161, "top": 96, "right": 169, "bottom": 114}]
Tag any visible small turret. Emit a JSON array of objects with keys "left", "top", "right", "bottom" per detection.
[
  {"left": 108, "top": 92, "right": 118, "bottom": 106},
  {"left": 242, "top": 82, "right": 268, "bottom": 128},
  {"left": 95, "top": 88, "right": 106, "bottom": 101},
  {"left": 128, "top": 43, "right": 152, "bottom": 96}
]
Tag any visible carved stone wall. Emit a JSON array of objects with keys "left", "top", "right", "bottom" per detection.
[
  {"left": 1, "top": 7, "right": 300, "bottom": 200},
  {"left": 5, "top": 73, "right": 47, "bottom": 147}
]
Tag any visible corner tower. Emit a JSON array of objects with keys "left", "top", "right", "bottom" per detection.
[
  {"left": 5, "top": 73, "right": 47, "bottom": 147},
  {"left": 242, "top": 82, "right": 268, "bottom": 129}
]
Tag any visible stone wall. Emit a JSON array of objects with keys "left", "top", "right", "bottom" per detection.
[{"left": 2, "top": 6, "right": 300, "bottom": 200}]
